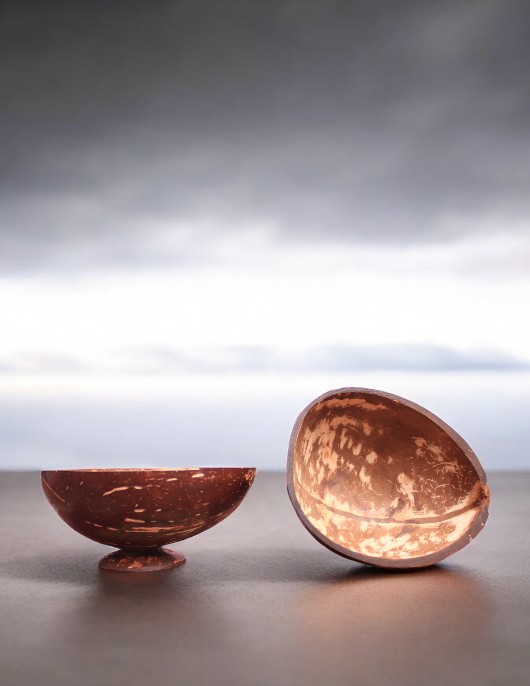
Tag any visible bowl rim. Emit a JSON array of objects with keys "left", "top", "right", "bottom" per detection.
[{"left": 41, "top": 466, "right": 256, "bottom": 474}]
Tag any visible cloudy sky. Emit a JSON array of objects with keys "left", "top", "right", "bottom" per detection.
[{"left": 1, "top": 0, "right": 529, "bottom": 375}]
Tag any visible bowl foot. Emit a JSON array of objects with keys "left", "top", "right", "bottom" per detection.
[{"left": 98, "top": 547, "right": 186, "bottom": 572}]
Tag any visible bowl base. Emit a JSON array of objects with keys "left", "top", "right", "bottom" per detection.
[{"left": 98, "top": 547, "right": 186, "bottom": 572}]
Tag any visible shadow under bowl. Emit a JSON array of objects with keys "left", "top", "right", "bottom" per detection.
[
  {"left": 287, "top": 388, "right": 490, "bottom": 569},
  {"left": 42, "top": 467, "right": 256, "bottom": 572}
]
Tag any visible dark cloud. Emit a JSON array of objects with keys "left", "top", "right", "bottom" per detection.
[{"left": 1, "top": 0, "right": 530, "bottom": 271}]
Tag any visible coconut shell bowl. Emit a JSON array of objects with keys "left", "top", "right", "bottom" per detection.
[
  {"left": 287, "top": 388, "right": 490, "bottom": 569},
  {"left": 42, "top": 468, "right": 256, "bottom": 572}
]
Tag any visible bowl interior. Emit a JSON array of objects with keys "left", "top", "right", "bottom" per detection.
[{"left": 290, "top": 390, "right": 488, "bottom": 564}]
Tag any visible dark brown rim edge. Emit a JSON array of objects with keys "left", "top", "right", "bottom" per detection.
[{"left": 41, "top": 467, "right": 257, "bottom": 475}]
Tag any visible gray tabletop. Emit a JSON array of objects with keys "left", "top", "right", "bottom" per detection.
[{"left": 1, "top": 471, "right": 528, "bottom": 686}]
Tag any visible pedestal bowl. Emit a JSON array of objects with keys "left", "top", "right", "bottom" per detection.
[
  {"left": 287, "top": 388, "right": 489, "bottom": 569},
  {"left": 42, "top": 467, "right": 256, "bottom": 572}
]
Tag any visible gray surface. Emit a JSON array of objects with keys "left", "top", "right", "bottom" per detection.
[{"left": 0, "top": 471, "right": 529, "bottom": 686}]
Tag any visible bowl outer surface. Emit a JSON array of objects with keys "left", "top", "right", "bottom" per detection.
[
  {"left": 42, "top": 468, "right": 256, "bottom": 549},
  {"left": 287, "top": 388, "right": 490, "bottom": 569}
]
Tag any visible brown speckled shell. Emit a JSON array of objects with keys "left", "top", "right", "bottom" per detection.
[
  {"left": 287, "top": 388, "right": 490, "bottom": 569},
  {"left": 42, "top": 467, "right": 256, "bottom": 549}
]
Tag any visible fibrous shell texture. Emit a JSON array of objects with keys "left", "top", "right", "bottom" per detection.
[{"left": 42, "top": 467, "right": 256, "bottom": 549}]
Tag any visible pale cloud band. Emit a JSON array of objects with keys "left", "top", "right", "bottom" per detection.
[{"left": 0, "top": 344, "right": 527, "bottom": 376}]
